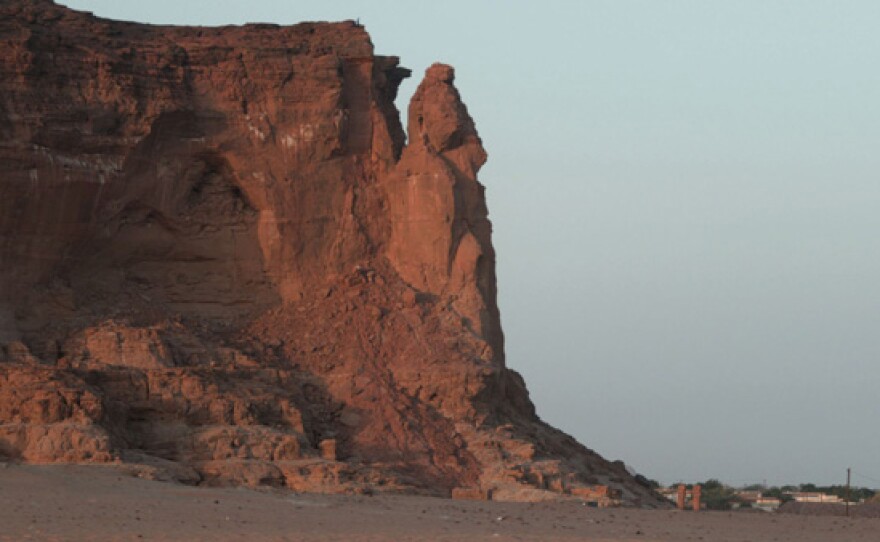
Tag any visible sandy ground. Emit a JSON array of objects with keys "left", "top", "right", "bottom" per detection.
[{"left": 1, "top": 463, "right": 878, "bottom": 541}]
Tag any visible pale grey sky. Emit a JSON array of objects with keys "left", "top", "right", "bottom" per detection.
[{"left": 62, "top": 0, "right": 880, "bottom": 488}]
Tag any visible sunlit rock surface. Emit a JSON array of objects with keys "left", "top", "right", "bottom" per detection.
[{"left": 0, "top": 0, "right": 662, "bottom": 506}]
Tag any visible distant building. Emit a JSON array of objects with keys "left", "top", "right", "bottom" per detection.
[
  {"left": 735, "top": 491, "right": 762, "bottom": 504},
  {"left": 657, "top": 487, "right": 679, "bottom": 503},
  {"left": 754, "top": 497, "right": 782, "bottom": 511},
  {"left": 731, "top": 491, "right": 782, "bottom": 511},
  {"left": 787, "top": 492, "right": 843, "bottom": 504}
]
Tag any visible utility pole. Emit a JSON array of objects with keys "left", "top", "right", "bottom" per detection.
[{"left": 845, "top": 467, "right": 851, "bottom": 517}]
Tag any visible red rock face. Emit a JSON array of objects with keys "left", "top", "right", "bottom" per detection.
[{"left": 0, "top": 0, "right": 662, "bottom": 505}]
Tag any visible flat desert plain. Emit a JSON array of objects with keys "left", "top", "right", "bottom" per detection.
[{"left": 1, "top": 463, "right": 877, "bottom": 541}]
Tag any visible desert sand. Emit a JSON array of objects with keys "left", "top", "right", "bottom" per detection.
[{"left": 1, "top": 463, "right": 877, "bottom": 541}]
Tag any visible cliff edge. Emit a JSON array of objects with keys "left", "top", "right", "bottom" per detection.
[{"left": 0, "top": 0, "right": 662, "bottom": 506}]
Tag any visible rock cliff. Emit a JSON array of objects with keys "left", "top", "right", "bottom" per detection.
[{"left": 0, "top": 0, "right": 662, "bottom": 505}]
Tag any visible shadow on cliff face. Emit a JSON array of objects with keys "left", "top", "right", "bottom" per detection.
[
  {"left": 0, "top": 101, "right": 11, "bottom": 141},
  {"left": 18, "top": 110, "right": 279, "bottom": 342}
]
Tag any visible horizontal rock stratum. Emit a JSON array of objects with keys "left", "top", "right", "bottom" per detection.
[{"left": 0, "top": 0, "right": 662, "bottom": 506}]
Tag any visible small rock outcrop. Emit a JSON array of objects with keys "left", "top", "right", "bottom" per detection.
[{"left": 0, "top": 0, "right": 662, "bottom": 505}]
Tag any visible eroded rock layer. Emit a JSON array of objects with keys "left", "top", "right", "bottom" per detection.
[{"left": 0, "top": 0, "right": 661, "bottom": 505}]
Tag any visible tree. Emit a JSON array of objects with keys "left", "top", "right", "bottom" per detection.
[{"left": 698, "top": 479, "right": 736, "bottom": 510}]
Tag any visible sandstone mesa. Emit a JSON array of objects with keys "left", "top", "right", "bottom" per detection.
[{"left": 0, "top": 0, "right": 661, "bottom": 506}]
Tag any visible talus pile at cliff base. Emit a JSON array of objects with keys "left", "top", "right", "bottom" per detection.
[{"left": 0, "top": 0, "right": 662, "bottom": 506}]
